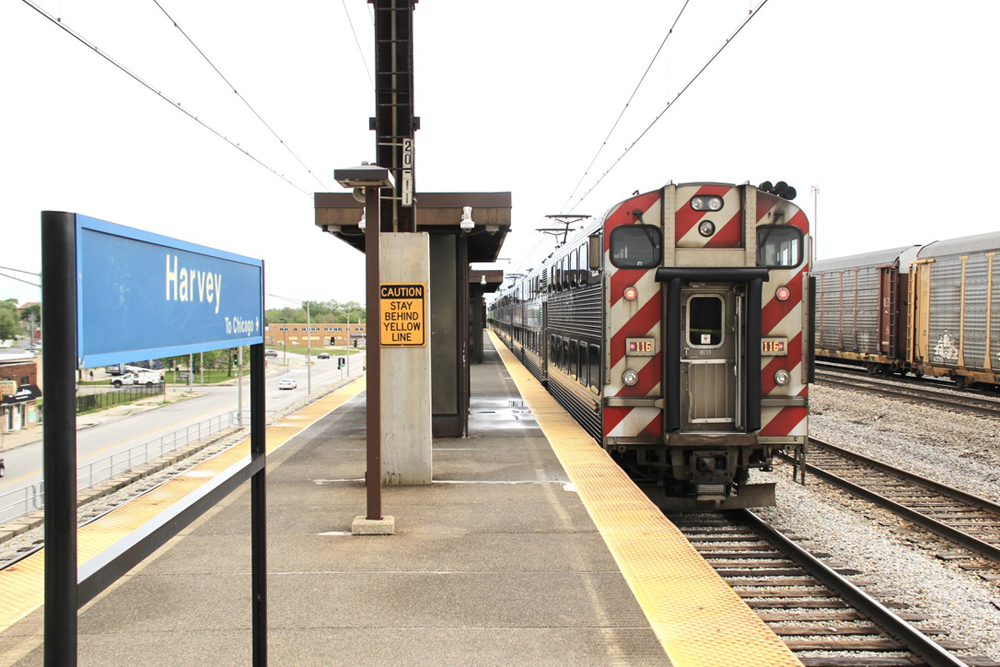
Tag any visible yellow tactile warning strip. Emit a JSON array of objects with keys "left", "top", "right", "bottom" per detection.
[
  {"left": 488, "top": 332, "right": 802, "bottom": 667},
  {"left": 0, "top": 376, "right": 367, "bottom": 633}
]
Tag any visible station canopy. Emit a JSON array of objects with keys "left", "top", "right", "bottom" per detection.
[{"left": 314, "top": 192, "right": 512, "bottom": 263}]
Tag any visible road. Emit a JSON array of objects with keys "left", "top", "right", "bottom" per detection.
[{"left": 0, "top": 352, "right": 364, "bottom": 520}]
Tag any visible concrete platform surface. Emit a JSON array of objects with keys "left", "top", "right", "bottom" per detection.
[{"left": 0, "top": 346, "right": 669, "bottom": 666}]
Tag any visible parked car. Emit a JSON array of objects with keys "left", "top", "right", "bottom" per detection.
[
  {"left": 264, "top": 350, "right": 278, "bottom": 358},
  {"left": 278, "top": 378, "right": 297, "bottom": 390},
  {"left": 317, "top": 352, "right": 330, "bottom": 359}
]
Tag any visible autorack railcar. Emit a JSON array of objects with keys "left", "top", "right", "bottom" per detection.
[
  {"left": 814, "top": 231, "right": 1000, "bottom": 388},
  {"left": 489, "top": 181, "right": 813, "bottom": 510}
]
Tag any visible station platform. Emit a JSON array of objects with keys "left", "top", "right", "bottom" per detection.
[{"left": 0, "top": 333, "right": 798, "bottom": 666}]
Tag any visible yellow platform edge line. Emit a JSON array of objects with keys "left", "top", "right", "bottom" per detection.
[
  {"left": 0, "top": 376, "right": 367, "bottom": 633},
  {"left": 488, "top": 332, "right": 801, "bottom": 667}
]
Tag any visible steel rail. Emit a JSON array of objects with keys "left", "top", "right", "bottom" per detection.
[
  {"left": 737, "top": 508, "right": 969, "bottom": 667},
  {"left": 816, "top": 371, "right": 1000, "bottom": 417},
  {"left": 788, "top": 439, "right": 1000, "bottom": 563}
]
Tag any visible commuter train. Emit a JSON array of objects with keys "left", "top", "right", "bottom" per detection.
[
  {"left": 489, "top": 181, "right": 813, "bottom": 510},
  {"left": 813, "top": 231, "right": 1000, "bottom": 389}
]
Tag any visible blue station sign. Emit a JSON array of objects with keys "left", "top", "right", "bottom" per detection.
[{"left": 75, "top": 214, "right": 264, "bottom": 367}]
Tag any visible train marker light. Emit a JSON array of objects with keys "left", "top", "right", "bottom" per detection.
[
  {"left": 698, "top": 220, "right": 716, "bottom": 237},
  {"left": 774, "top": 369, "right": 791, "bottom": 386},
  {"left": 623, "top": 285, "right": 638, "bottom": 301},
  {"left": 776, "top": 286, "right": 790, "bottom": 301},
  {"left": 691, "top": 195, "right": 723, "bottom": 212},
  {"left": 622, "top": 369, "right": 639, "bottom": 386}
]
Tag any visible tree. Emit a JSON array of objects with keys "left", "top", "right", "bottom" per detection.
[{"left": 0, "top": 300, "right": 19, "bottom": 340}]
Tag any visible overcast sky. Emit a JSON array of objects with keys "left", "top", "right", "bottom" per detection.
[{"left": 3, "top": 0, "right": 998, "bottom": 309}]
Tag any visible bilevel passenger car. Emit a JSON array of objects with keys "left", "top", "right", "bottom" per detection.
[
  {"left": 489, "top": 182, "right": 814, "bottom": 510},
  {"left": 814, "top": 231, "right": 1000, "bottom": 389}
]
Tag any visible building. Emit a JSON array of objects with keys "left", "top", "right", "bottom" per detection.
[
  {"left": 264, "top": 322, "right": 367, "bottom": 349},
  {"left": 1, "top": 353, "right": 42, "bottom": 433}
]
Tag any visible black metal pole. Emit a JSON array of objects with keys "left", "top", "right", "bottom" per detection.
[
  {"left": 250, "top": 271, "right": 267, "bottom": 665},
  {"left": 41, "top": 211, "right": 79, "bottom": 667},
  {"left": 365, "top": 185, "right": 382, "bottom": 520}
]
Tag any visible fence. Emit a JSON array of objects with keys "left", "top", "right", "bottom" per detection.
[
  {"left": 0, "top": 411, "right": 245, "bottom": 525},
  {"left": 76, "top": 383, "right": 166, "bottom": 414}
]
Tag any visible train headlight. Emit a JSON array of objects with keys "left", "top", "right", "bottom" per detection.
[
  {"left": 622, "top": 369, "right": 639, "bottom": 386},
  {"left": 691, "top": 195, "right": 724, "bottom": 212},
  {"left": 775, "top": 286, "right": 790, "bottom": 301},
  {"left": 698, "top": 220, "right": 716, "bottom": 238},
  {"left": 623, "top": 286, "right": 638, "bottom": 301},
  {"left": 774, "top": 369, "right": 791, "bottom": 386}
]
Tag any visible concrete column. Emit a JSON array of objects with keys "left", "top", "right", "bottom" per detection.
[{"left": 380, "top": 232, "right": 432, "bottom": 484}]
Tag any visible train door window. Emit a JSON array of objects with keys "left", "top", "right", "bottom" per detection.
[
  {"left": 687, "top": 295, "right": 725, "bottom": 347},
  {"left": 568, "top": 253, "right": 577, "bottom": 287},
  {"left": 588, "top": 344, "right": 601, "bottom": 393},
  {"left": 610, "top": 225, "right": 662, "bottom": 268},
  {"left": 551, "top": 336, "right": 562, "bottom": 368},
  {"left": 756, "top": 225, "right": 803, "bottom": 268}
]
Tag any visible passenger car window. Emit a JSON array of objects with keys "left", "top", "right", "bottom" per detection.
[
  {"left": 688, "top": 295, "right": 724, "bottom": 347},
  {"left": 610, "top": 225, "right": 662, "bottom": 268},
  {"left": 756, "top": 225, "right": 803, "bottom": 268}
]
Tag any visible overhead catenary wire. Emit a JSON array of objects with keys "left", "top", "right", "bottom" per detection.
[
  {"left": 342, "top": 0, "right": 375, "bottom": 91},
  {"left": 19, "top": 0, "right": 314, "bottom": 198},
  {"left": 559, "top": 0, "right": 693, "bottom": 213},
  {"left": 567, "top": 0, "right": 771, "bottom": 213},
  {"left": 151, "top": 0, "right": 333, "bottom": 191}
]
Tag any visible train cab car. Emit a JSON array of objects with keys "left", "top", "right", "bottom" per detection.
[{"left": 490, "top": 181, "right": 813, "bottom": 510}]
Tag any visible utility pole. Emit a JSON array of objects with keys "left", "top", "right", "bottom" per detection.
[{"left": 810, "top": 185, "right": 819, "bottom": 265}]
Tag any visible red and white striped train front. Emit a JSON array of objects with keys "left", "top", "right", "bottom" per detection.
[{"left": 603, "top": 182, "right": 811, "bottom": 509}]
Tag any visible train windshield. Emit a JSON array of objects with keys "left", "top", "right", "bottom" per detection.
[
  {"left": 610, "top": 225, "right": 662, "bottom": 268},
  {"left": 756, "top": 225, "right": 803, "bottom": 268}
]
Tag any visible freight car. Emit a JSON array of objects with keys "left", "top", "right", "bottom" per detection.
[
  {"left": 489, "top": 181, "right": 813, "bottom": 510},
  {"left": 813, "top": 231, "right": 1000, "bottom": 388}
]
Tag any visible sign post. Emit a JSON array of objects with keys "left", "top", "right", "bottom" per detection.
[{"left": 41, "top": 212, "right": 267, "bottom": 666}]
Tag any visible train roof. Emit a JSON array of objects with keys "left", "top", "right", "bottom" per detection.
[
  {"left": 917, "top": 230, "right": 1000, "bottom": 259},
  {"left": 813, "top": 246, "right": 918, "bottom": 273}
]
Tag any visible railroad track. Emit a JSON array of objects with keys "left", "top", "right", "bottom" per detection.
[
  {"left": 790, "top": 438, "right": 1000, "bottom": 565},
  {"left": 815, "top": 369, "right": 1000, "bottom": 417},
  {"left": 669, "top": 510, "right": 998, "bottom": 666}
]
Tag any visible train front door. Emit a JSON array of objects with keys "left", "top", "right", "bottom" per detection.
[{"left": 679, "top": 287, "right": 741, "bottom": 432}]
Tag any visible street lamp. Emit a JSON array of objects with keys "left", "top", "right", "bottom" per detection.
[{"left": 334, "top": 163, "right": 394, "bottom": 525}]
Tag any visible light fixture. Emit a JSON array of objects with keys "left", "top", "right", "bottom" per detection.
[
  {"left": 698, "top": 220, "right": 716, "bottom": 238},
  {"left": 358, "top": 211, "right": 366, "bottom": 231},
  {"left": 334, "top": 162, "right": 395, "bottom": 189},
  {"left": 774, "top": 369, "right": 790, "bottom": 386},
  {"left": 775, "top": 286, "right": 790, "bottom": 301},
  {"left": 460, "top": 206, "right": 475, "bottom": 232},
  {"left": 623, "top": 285, "right": 638, "bottom": 301},
  {"left": 622, "top": 369, "right": 639, "bottom": 386}
]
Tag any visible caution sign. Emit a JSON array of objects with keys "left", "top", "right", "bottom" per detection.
[{"left": 380, "top": 283, "right": 426, "bottom": 346}]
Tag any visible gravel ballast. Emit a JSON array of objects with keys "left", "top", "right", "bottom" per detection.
[{"left": 756, "top": 382, "right": 1000, "bottom": 662}]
